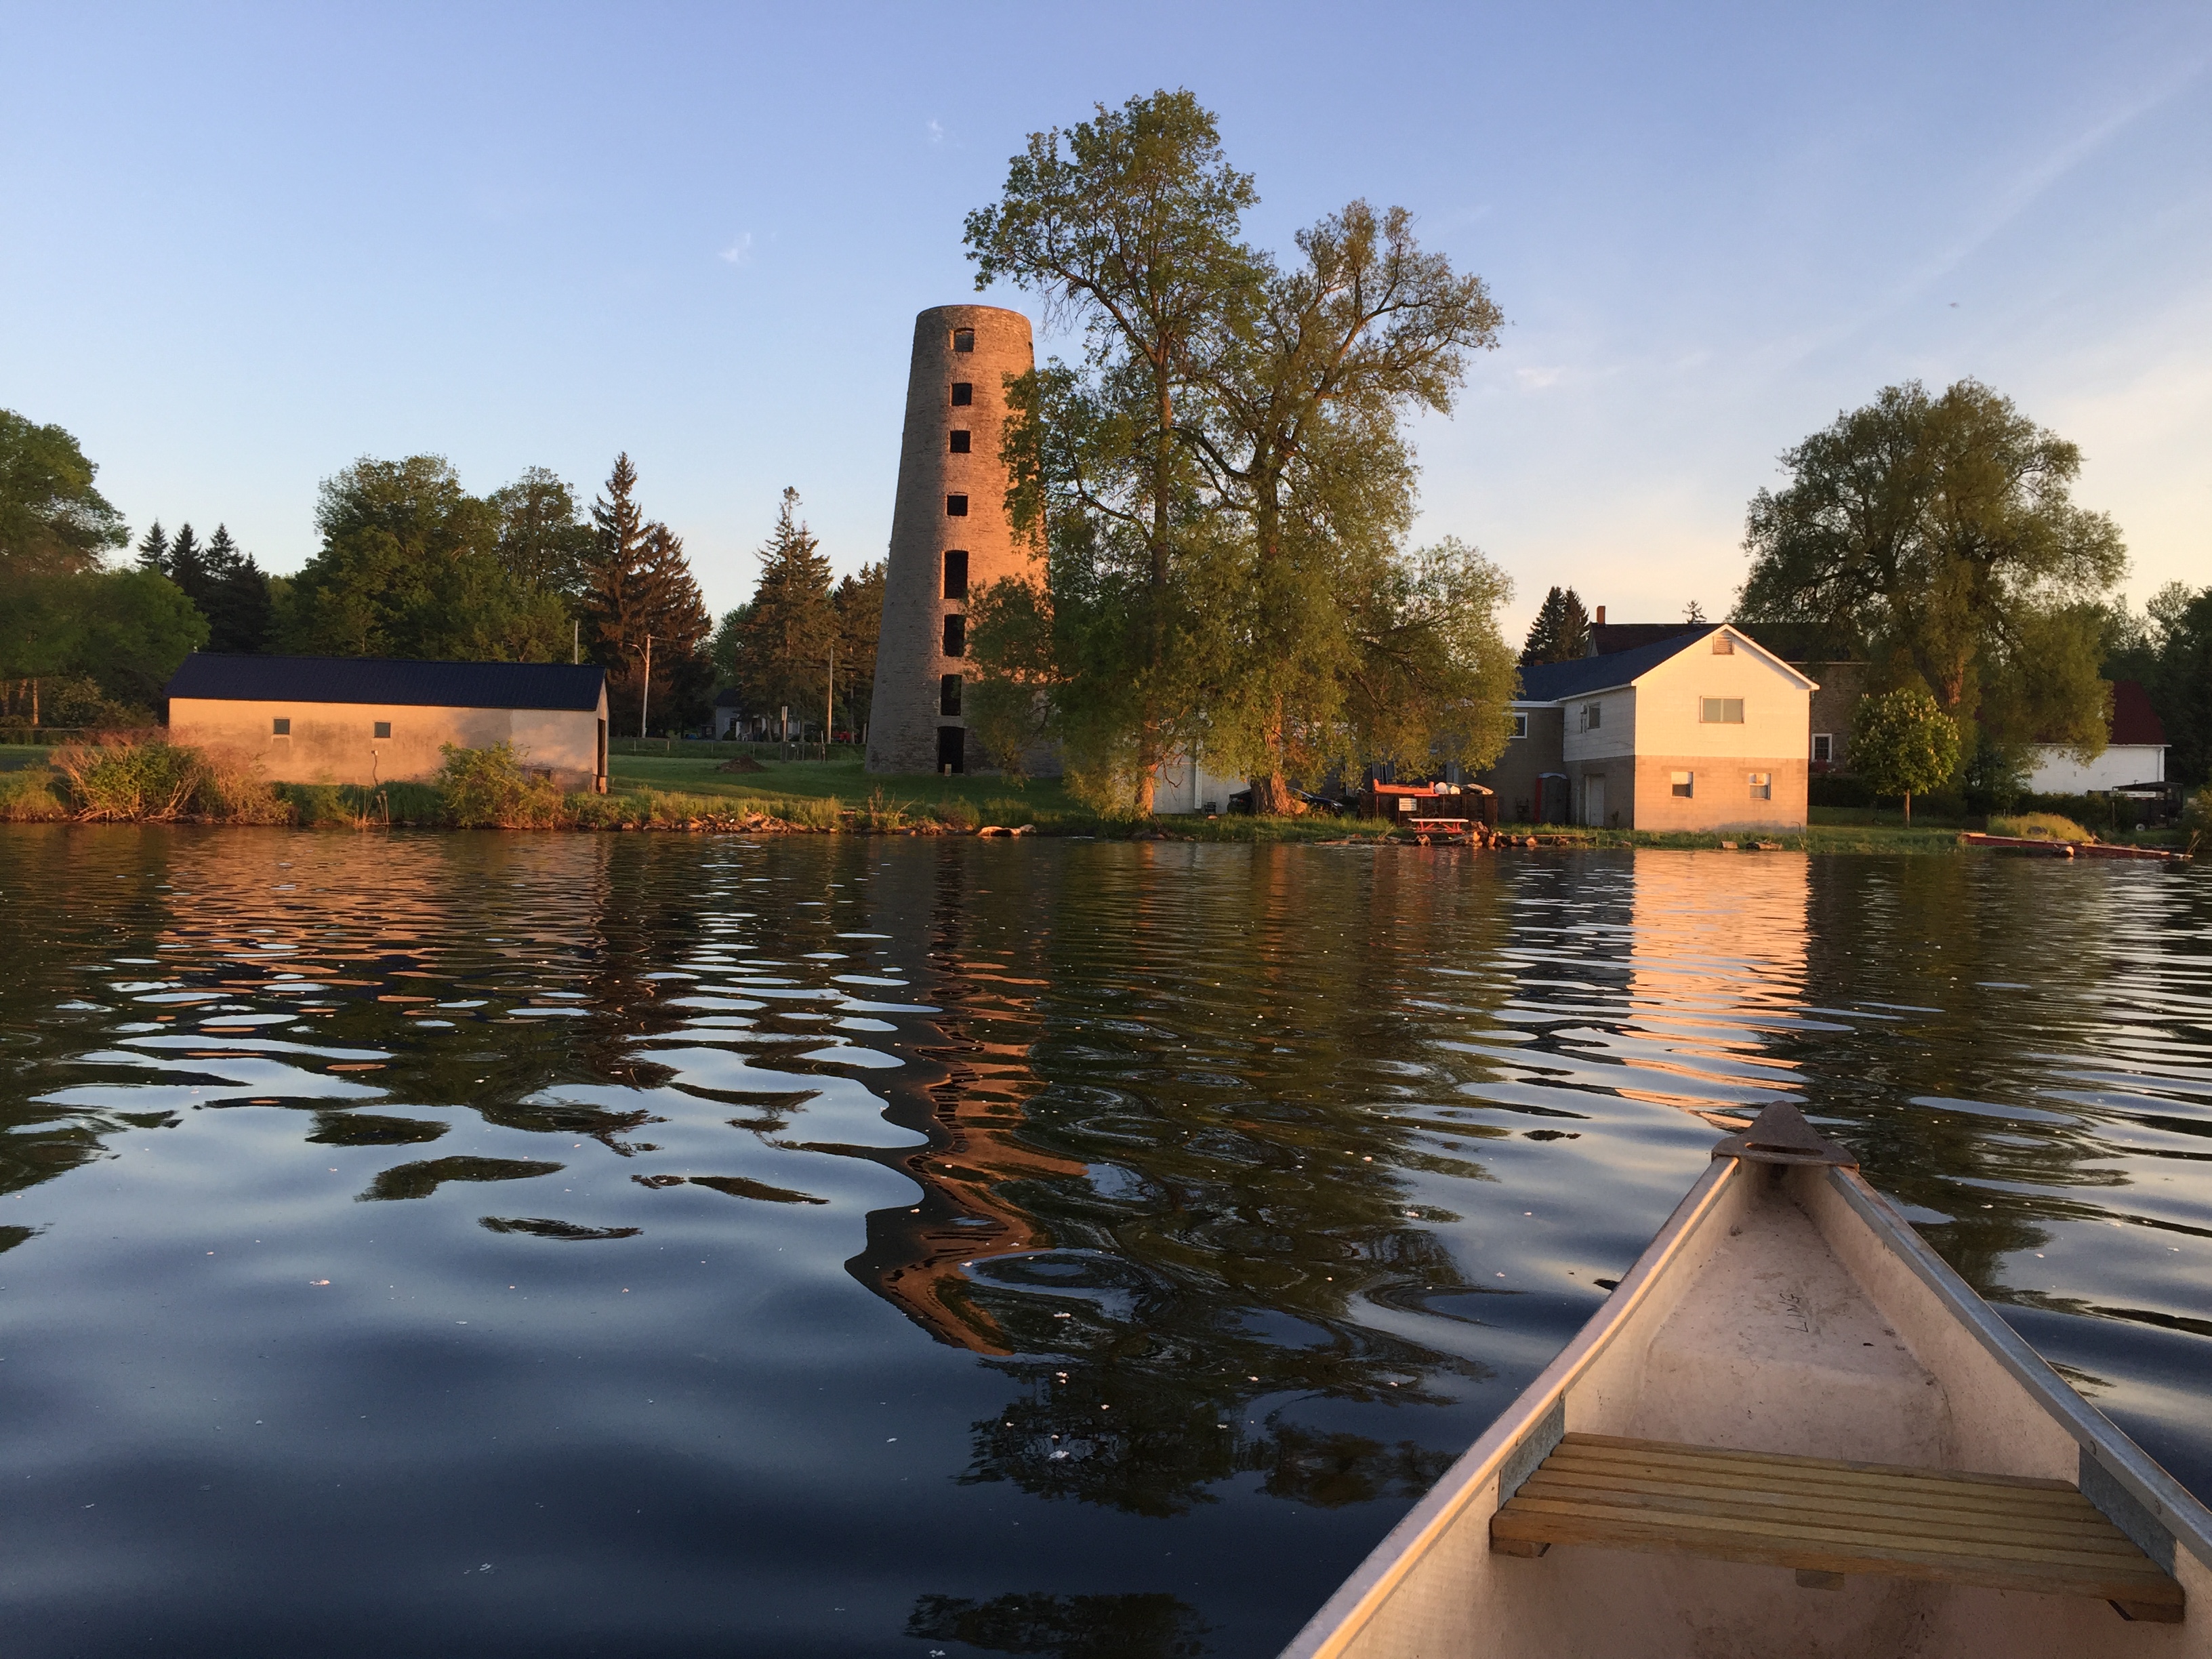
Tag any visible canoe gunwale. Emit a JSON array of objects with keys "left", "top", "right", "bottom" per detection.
[
  {"left": 1275, "top": 1155, "right": 1742, "bottom": 1659},
  {"left": 1824, "top": 1165, "right": 2212, "bottom": 1574}
]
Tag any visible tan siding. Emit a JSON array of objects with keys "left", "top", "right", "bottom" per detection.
[{"left": 169, "top": 696, "right": 605, "bottom": 792}]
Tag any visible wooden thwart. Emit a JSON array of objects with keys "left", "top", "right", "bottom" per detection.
[{"left": 1491, "top": 1433, "right": 2184, "bottom": 1622}]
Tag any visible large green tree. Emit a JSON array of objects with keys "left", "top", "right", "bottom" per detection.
[
  {"left": 2108, "top": 581, "right": 2212, "bottom": 787},
  {"left": 490, "top": 466, "right": 593, "bottom": 598},
  {"left": 578, "top": 454, "right": 712, "bottom": 733},
  {"left": 1192, "top": 201, "right": 1509, "bottom": 809},
  {"left": 1736, "top": 380, "right": 2125, "bottom": 775},
  {"left": 968, "top": 90, "right": 1261, "bottom": 811},
  {"left": 0, "top": 410, "right": 129, "bottom": 577},
  {"left": 285, "top": 455, "right": 569, "bottom": 661}
]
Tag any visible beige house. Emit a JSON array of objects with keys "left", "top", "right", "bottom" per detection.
[
  {"left": 167, "top": 654, "right": 609, "bottom": 792},
  {"left": 1482, "top": 626, "right": 1814, "bottom": 830}
]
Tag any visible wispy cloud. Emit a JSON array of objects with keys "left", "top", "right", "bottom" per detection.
[
  {"left": 1515, "top": 366, "right": 1565, "bottom": 391},
  {"left": 718, "top": 233, "right": 754, "bottom": 266},
  {"left": 926, "top": 118, "right": 945, "bottom": 145}
]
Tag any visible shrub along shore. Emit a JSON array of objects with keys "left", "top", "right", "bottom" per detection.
[{"left": 0, "top": 738, "right": 2186, "bottom": 854}]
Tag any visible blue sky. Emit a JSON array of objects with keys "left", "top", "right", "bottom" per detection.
[{"left": 3, "top": 3, "right": 2207, "bottom": 638}]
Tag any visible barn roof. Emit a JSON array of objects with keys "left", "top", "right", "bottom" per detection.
[
  {"left": 2110, "top": 680, "right": 2167, "bottom": 747},
  {"left": 1518, "top": 625, "right": 1816, "bottom": 703},
  {"left": 165, "top": 653, "right": 606, "bottom": 712}
]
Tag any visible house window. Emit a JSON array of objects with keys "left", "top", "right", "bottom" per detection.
[
  {"left": 952, "top": 328, "right": 975, "bottom": 352},
  {"left": 943, "top": 549, "right": 968, "bottom": 600},
  {"left": 1580, "top": 701, "right": 1601, "bottom": 732},
  {"left": 272, "top": 718, "right": 290, "bottom": 736},
  {"left": 1712, "top": 634, "right": 1734, "bottom": 654},
  {"left": 373, "top": 720, "right": 391, "bottom": 739},
  {"left": 940, "top": 674, "right": 962, "bottom": 716},
  {"left": 1509, "top": 712, "right": 1529, "bottom": 739},
  {"left": 941, "top": 614, "right": 966, "bottom": 657},
  {"left": 1748, "top": 772, "right": 1771, "bottom": 800},
  {"left": 946, "top": 494, "right": 968, "bottom": 516},
  {"left": 1671, "top": 771, "right": 1694, "bottom": 798},
  {"left": 1700, "top": 697, "right": 1744, "bottom": 723},
  {"left": 951, "top": 382, "right": 972, "bottom": 406},
  {"left": 948, "top": 430, "right": 970, "bottom": 454},
  {"left": 1811, "top": 732, "right": 1833, "bottom": 763}
]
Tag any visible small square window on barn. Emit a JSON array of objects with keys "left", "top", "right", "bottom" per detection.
[
  {"left": 1580, "top": 701, "right": 1601, "bottom": 732},
  {"left": 946, "top": 494, "right": 968, "bottom": 517},
  {"left": 373, "top": 720, "right": 392, "bottom": 739},
  {"left": 1748, "top": 772, "right": 1772, "bottom": 800},
  {"left": 943, "top": 549, "right": 968, "bottom": 600},
  {"left": 949, "top": 430, "right": 970, "bottom": 453},
  {"left": 942, "top": 613, "right": 966, "bottom": 657},
  {"left": 272, "top": 717, "right": 290, "bottom": 736},
  {"left": 1671, "top": 771, "right": 1694, "bottom": 798},
  {"left": 1712, "top": 634, "right": 1734, "bottom": 653},
  {"left": 940, "top": 674, "right": 962, "bottom": 716},
  {"left": 951, "top": 382, "right": 973, "bottom": 406},
  {"left": 1700, "top": 697, "right": 1744, "bottom": 723},
  {"left": 1509, "top": 712, "right": 1529, "bottom": 739},
  {"left": 952, "top": 328, "right": 975, "bottom": 352}
]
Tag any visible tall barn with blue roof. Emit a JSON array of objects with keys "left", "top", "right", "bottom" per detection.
[{"left": 165, "top": 654, "right": 609, "bottom": 793}]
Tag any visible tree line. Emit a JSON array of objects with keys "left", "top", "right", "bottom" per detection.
[{"left": 0, "top": 409, "right": 876, "bottom": 739}]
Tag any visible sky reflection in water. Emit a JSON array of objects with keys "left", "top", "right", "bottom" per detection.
[{"left": 1, "top": 827, "right": 2207, "bottom": 1658}]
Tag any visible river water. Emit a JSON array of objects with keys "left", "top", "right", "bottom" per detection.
[{"left": 1, "top": 827, "right": 2207, "bottom": 1657}]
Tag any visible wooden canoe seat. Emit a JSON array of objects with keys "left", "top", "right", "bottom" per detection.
[{"left": 1491, "top": 1433, "right": 2184, "bottom": 1623}]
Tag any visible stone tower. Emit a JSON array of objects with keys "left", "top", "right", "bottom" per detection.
[{"left": 865, "top": 304, "right": 1035, "bottom": 775}]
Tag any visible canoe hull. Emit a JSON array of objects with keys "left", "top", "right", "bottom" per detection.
[{"left": 1282, "top": 1155, "right": 2212, "bottom": 1659}]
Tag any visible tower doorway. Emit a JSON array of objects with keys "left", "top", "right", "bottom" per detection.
[{"left": 936, "top": 726, "right": 965, "bottom": 775}]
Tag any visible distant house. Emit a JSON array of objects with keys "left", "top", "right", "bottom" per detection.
[
  {"left": 166, "top": 654, "right": 609, "bottom": 793},
  {"left": 2024, "top": 680, "right": 2168, "bottom": 795},
  {"left": 1584, "top": 611, "right": 1866, "bottom": 772},
  {"left": 1482, "top": 624, "right": 1815, "bottom": 830}
]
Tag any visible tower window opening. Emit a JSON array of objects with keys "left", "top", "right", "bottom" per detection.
[
  {"left": 943, "top": 550, "right": 968, "bottom": 600},
  {"left": 951, "top": 382, "right": 972, "bottom": 406},
  {"left": 940, "top": 674, "right": 963, "bottom": 716},
  {"left": 949, "top": 430, "right": 970, "bottom": 453},
  {"left": 937, "top": 725, "right": 965, "bottom": 774},
  {"left": 942, "top": 614, "right": 966, "bottom": 657},
  {"left": 951, "top": 328, "right": 975, "bottom": 352},
  {"left": 946, "top": 494, "right": 968, "bottom": 517},
  {"left": 373, "top": 720, "right": 391, "bottom": 739},
  {"left": 272, "top": 717, "right": 290, "bottom": 736}
]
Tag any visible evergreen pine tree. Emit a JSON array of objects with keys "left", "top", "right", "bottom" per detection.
[
  {"left": 201, "top": 525, "right": 273, "bottom": 653},
  {"left": 167, "top": 524, "right": 209, "bottom": 609},
  {"left": 1520, "top": 586, "right": 1592, "bottom": 665},
  {"left": 136, "top": 520, "right": 169, "bottom": 575},
  {"left": 733, "top": 488, "right": 836, "bottom": 731},
  {"left": 579, "top": 455, "right": 711, "bottom": 732}
]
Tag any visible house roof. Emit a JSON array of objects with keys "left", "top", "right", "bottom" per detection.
[
  {"left": 1586, "top": 620, "right": 1861, "bottom": 663},
  {"left": 165, "top": 653, "right": 607, "bottom": 712},
  {"left": 1519, "top": 625, "right": 1817, "bottom": 703},
  {"left": 2111, "top": 680, "right": 2167, "bottom": 747}
]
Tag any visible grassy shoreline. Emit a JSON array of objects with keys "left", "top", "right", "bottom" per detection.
[{"left": 0, "top": 745, "right": 2186, "bottom": 855}]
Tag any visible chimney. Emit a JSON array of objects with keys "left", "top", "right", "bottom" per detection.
[{"left": 1595, "top": 605, "right": 1606, "bottom": 626}]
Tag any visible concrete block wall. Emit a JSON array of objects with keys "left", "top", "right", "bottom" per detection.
[{"left": 865, "top": 304, "right": 1036, "bottom": 776}]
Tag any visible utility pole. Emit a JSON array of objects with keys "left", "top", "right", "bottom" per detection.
[
  {"left": 638, "top": 636, "right": 655, "bottom": 740},
  {"left": 572, "top": 619, "right": 579, "bottom": 665},
  {"left": 825, "top": 640, "right": 836, "bottom": 759}
]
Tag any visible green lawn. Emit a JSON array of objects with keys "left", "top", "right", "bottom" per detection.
[{"left": 606, "top": 754, "right": 1086, "bottom": 821}]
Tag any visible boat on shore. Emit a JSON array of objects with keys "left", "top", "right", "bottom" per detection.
[{"left": 1281, "top": 1103, "right": 2212, "bottom": 1658}]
